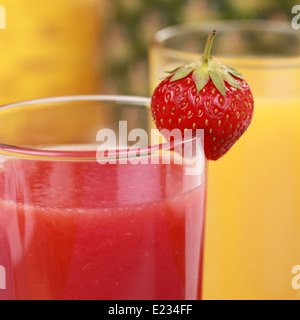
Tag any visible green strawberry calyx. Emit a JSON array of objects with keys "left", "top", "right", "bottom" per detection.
[{"left": 167, "top": 30, "right": 245, "bottom": 96}]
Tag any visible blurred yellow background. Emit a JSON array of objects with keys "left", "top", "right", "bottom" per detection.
[
  {"left": 0, "top": 0, "right": 105, "bottom": 105},
  {"left": 0, "top": 0, "right": 295, "bottom": 104}
]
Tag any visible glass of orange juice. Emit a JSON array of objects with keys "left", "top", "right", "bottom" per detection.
[
  {"left": 0, "top": 0, "right": 106, "bottom": 105},
  {"left": 149, "top": 20, "right": 300, "bottom": 300}
]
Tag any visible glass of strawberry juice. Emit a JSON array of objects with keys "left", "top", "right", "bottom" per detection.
[{"left": 0, "top": 95, "right": 207, "bottom": 300}]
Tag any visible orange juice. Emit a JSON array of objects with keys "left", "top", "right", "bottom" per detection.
[
  {"left": 0, "top": 0, "right": 105, "bottom": 105},
  {"left": 205, "top": 96, "right": 300, "bottom": 300},
  {"left": 149, "top": 21, "right": 300, "bottom": 299}
]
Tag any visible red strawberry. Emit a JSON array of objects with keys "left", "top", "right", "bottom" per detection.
[{"left": 150, "top": 30, "right": 254, "bottom": 160}]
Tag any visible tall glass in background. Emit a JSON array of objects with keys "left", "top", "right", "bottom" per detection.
[
  {"left": 149, "top": 20, "right": 300, "bottom": 300},
  {"left": 0, "top": 95, "right": 206, "bottom": 300},
  {"left": 0, "top": 0, "right": 105, "bottom": 105}
]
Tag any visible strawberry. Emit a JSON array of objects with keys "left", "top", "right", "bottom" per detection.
[{"left": 150, "top": 30, "right": 254, "bottom": 160}]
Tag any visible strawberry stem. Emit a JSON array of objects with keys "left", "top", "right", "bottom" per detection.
[{"left": 202, "top": 30, "right": 216, "bottom": 67}]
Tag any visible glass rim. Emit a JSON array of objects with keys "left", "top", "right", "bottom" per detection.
[
  {"left": 151, "top": 19, "right": 300, "bottom": 67},
  {"left": 0, "top": 95, "right": 203, "bottom": 161}
]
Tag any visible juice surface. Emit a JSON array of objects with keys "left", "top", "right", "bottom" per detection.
[{"left": 0, "top": 158, "right": 206, "bottom": 300}]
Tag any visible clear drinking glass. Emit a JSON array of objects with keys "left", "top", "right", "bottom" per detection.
[
  {"left": 0, "top": 95, "right": 207, "bottom": 300},
  {"left": 149, "top": 20, "right": 300, "bottom": 300}
]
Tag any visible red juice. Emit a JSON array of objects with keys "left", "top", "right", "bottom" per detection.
[{"left": 0, "top": 157, "right": 206, "bottom": 300}]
